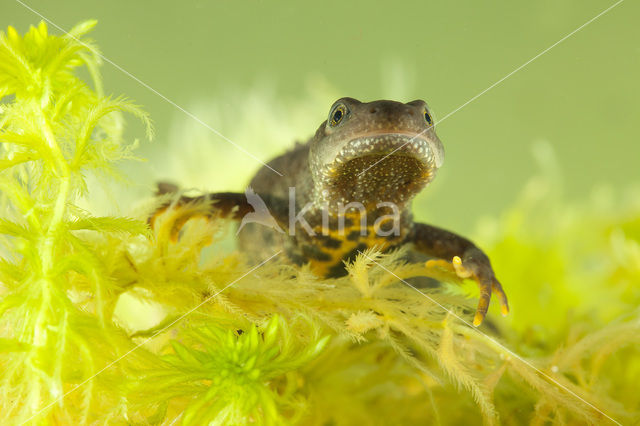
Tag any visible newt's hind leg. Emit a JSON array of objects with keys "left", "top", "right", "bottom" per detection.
[
  {"left": 149, "top": 183, "right": 255, "bottom": 241},
  {"left": 408, "top": 223, "right": 509, "bottom": 326},
  {"left": 149, "top": 183, "right": 288, "bottom": 242}
]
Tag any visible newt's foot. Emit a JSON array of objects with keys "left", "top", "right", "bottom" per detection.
[
  {"left": 150, "top": 203, "right": 210, "bottom": 242},
  {"left": 148, "top": 183, "right": 212, "bottom": 242},
  {"left": 452, "top": 254, "right": 509, "bottom": 327},
  {"left": 148, "top": 182, "right": 180, "bottom": 233}
]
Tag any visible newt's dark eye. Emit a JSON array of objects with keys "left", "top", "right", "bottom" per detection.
[
  {"left": 329, "top": 104, "right": 348, "bottom": 127},
  {"left": 424, "top": 109, "right": 433, "bottom": 126}
]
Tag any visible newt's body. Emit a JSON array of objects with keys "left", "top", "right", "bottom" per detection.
[{"left": 153, "top": 98, "right": 509, "bottom": 326}]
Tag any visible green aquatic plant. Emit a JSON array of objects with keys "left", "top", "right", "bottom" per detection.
[
  {"left": 0, "top": 20, "right": 152, "bottom": 423},
  {"left": 1, "top": 20, "right": 639, "bottom": 425},
  {"left": 129, "top": 315, "right": 330, "bottom": 425}
]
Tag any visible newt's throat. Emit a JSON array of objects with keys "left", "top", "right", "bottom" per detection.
[
  {"left": 326, "top": 154, "right": 430, "bottom": 206},
  {"left": 317, "top": 134, "right": 437, "bottom": 208}
]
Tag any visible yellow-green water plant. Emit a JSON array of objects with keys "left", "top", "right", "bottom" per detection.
[
  {"left": 120, "top": 201, "right": 639, "bottom": 424},
  {"left": 129, "top": 314, "right": 330, "bottom": 425},
  {"left": 0, "top": 21, "right": 152, "bottom": 423}
]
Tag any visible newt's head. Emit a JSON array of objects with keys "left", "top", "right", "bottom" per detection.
[{"left": 309, "top": 97, "right": 444, "bottom": 210}]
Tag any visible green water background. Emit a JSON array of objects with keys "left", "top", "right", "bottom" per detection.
[{"left": 3, "top": 0, "right": 639, "bottom": 234}]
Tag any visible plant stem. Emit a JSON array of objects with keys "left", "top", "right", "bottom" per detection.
[
  {"left": 36, "top": 106, "right": 70, "bottom": 272},
  {"left": 26, "top": 103, "right": 73, "bottom": 416}
]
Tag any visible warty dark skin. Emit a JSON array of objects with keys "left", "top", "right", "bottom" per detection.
[{"left": 152, "top": 97, "right": 509, "bottom": 326}]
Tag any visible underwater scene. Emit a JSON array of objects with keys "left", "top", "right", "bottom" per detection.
[{"left": 0, "top": 1, "right": 639, "bottom": 425}]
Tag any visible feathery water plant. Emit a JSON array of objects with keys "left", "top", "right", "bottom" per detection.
[
  {"left": 129, "top": 315, "right": 330, "bottom": 425},
  {"left": 0, "top": 20, "right": 152, "bottom": 423}
]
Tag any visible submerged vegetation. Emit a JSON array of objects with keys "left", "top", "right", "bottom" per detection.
[{"left": 0, "top": 21, "right": 638, "bottom": 425}]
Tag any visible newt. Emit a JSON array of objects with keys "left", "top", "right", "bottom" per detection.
[{"left": 151, "top": 97, "right": 509, "bottom": 326}]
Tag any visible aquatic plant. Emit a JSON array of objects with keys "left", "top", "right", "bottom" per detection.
[
  {"left": 0, "top": 20, "right": 152, "bottom": 423},
  {"left": 0, "top": 21, "right": 638, "bottom": 425}
]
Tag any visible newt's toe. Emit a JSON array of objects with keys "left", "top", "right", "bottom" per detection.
[
  {"left": 492, "top": 279, "right": 509, "bottom": 316},
  {"left": 452, "top": 256, "right": 473, "bottom": 279},
  {"left": 473, "top": 280, "right": 492, "bottom": 326}
]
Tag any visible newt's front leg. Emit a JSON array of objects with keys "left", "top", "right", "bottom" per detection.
[{"left": 408, "top": 223, "right": 509, "bottom": 326}]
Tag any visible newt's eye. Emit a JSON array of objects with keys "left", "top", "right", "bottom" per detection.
[
  {"left": 424, "top": 109, "right": 433, "bottom": 126},
  {"left": 329, "top": 104, "right": 348, "bottom": 127}
]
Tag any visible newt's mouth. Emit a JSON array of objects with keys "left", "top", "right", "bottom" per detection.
[{"left": 318, "top": 133, "right": 441, "bottom": 207}]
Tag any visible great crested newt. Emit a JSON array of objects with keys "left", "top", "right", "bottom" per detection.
[{"left": 151, "top": 97, "right": 509, "bottom": 326}]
